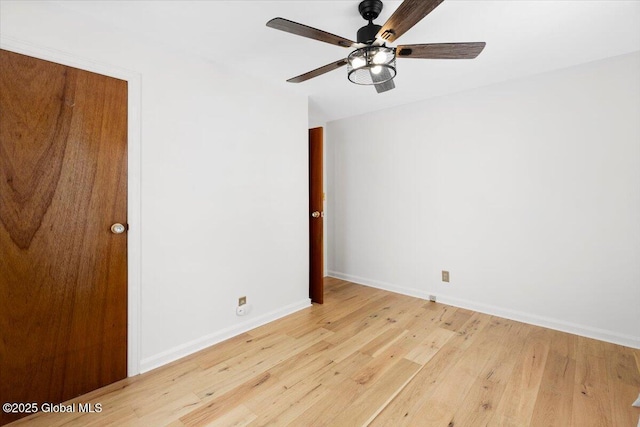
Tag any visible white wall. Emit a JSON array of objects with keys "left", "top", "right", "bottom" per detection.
[
  {"left": 1, "top": 1, "right": 310, "bottom": 371},
  {"left": 327, "top": 52, "right": 640, "bottom": 348}
]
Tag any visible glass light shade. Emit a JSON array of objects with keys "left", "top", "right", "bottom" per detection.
[
  {"left": 372, "top": 50, "right": 389, "bottom": 64},
  {"left": 350, "top": 56, "right": 366, "bottom": 69},
  {"left": 347, "top": 46, "right": 396, "bottom": 85}
]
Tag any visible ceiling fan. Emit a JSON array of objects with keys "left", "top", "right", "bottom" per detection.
[{"left": 266, "top": 0, "right": 486, "bottom": 93}]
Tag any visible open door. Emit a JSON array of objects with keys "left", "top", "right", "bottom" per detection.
[{"left": 309, "top": 127, "right": 323, "bottom": 304}]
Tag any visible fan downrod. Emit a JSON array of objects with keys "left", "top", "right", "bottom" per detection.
[
  {"left": 358, "top": 0, "right": 383, "bottom": 22},
  {"left": 357, "top": 0, "right": 383, "bottom": 44}
]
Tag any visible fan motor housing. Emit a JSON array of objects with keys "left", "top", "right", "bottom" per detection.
[{"left": 357, "top": 22, "right": 382, "bottom": 44}]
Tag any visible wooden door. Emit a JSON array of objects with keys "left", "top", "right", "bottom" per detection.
[
  {"left": 309, "top": 127, "right": 324, "bottom": 304},
  {"left": 0, "top": 49, "right": 128, "bottom": 425}
]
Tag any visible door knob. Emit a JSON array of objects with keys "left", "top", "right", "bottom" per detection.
[
  {"left": 311, "top": 211, "right": 321, "bottom": 218},
  {"left": 111, "top": 223, "right": 126, "bottom": 234}
]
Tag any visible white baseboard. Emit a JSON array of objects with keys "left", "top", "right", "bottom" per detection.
[
  {"left": 139, "top": 298, "right": 311, "bottom": 373},
  {"left": 328, "top": 271, "right": 640, "bottom": 350}
]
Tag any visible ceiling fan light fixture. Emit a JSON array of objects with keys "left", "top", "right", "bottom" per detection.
[
  {"left": 347, "top": 46, "right": 396, "bottom": 85},
  {"left": 267, "top": 0, "right": 486, "bottom": 92}
]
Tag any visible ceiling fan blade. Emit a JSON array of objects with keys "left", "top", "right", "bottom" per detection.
[
  {"left": 267, "top": 18, "right": 357, "bottom": 48},
  {"left": 376, "top": 0, "right": 444, "bottom": 43},
  {"left": 287, "top": 58, "right": 348, "bottom": 83},
  {"left": 374, "top": 79, "right": 395, "bottom": 93},
  {"left": 396, "top": 42, "right": 486, "bottom": 59},
  {"left": 371, "top": 68, "right": 396, "bottom": 93}
]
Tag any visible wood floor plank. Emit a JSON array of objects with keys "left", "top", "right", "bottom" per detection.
[
  {"left": 192, "top": 333, "right": 253, "bottom": 369},
  {"left": 236, "top": 340, "right": 335, "bottom": 422},
  {"left": 404, "top": 326, "right": 456, "bottom": 365},
  {"left": 404, "top": 302, "right": 457, "bottom": 331},
  {"left": 9, "top": 278, "right": 640, "bottom": 427},
  {"left": 244, "top": 380, "right": 327, "bottom": 425},
  {"left": 439, "top": 307, "right": 474, "bottom": 332},
  {"left": 181, "top": 369, "right": 279, "bottom": 426},
  {"left": 265, "top": 339, "right": 334, "bottom": 388},
  {"left": 369, "top": 344, "right": 465, "bottom": 427},
  {"left": 351, "top": 344, "right": 412, "bottom": 388},
  {"left": 201, "top": 404, "right": 256, "bottom": 427},
  {"left": 359, "top": 327, "right": 408, "bottom": 357},
  {"left": 606, "top": 346, "right": 640, "bottom": 427},
  {"left": 331, "top": 358, "right": 421, "bottom": 426},
  {"left": 529, "top": 329, "right": 577, "bottom": 426},
  {"left": 289, "top": 375, "right": 363, "bottom": 427},
  {"left": 453, "top": 320, "right": 528, "bottom": 427},
  {"left": 570, "top": 350, "right": 612, "bottom": 427},
  {"left": 322, "top": 293, "right": 400, "bottom": 334},
  {"left": 135, "top": 392, "right": 200, "bottom": 426},
  {"left": 370, "top": 313, "right": 493, "bottom": 426},
  {"left": 489, "top": 325, "right": 550, "bottom": 426},
  {"left": 406, "top": 317, "right": 519, "bottom": 426},
  {"left": 246, "top": 350, "right": 372, "bottom": 427},
  {"left": 449, "top": 311, "right": 492, "bottom": 351},
  {"left": 193, "top": 334, "right": 297, "bottom": 398}
]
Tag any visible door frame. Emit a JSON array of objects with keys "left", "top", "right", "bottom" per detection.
[{"left": 1, "top": 36, "right": 143, "bottom": 376}]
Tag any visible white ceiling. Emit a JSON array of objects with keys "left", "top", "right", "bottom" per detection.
[{"left": 52, "top": 0, "right": 640, "bottom": 123}]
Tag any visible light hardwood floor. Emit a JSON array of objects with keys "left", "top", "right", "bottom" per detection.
[{"left": 9, "top": 277, "right": 640, "bottom": 426}]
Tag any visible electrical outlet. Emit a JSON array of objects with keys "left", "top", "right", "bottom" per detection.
[
  {"left": 442, "top": 271, "right": 450, "bottom": 283},
  {"left": 238, "top": 296, "right": 246, "bottom": 306},
  {"left": 429, "top": 295, "right": 437, "bottom": 302}
]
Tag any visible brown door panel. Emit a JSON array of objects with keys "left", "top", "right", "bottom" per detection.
[
  {"left": 309, "top": 127, "right": 323, "bottom": 304},
  {"left": 0, "top": 49, "right": 128, "bottom": 425}
]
